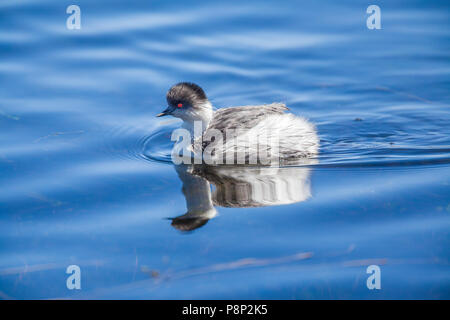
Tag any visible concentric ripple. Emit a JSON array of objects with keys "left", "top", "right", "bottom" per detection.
[{"left": 135, "top": 103, "right": 450, "bottom": 169}]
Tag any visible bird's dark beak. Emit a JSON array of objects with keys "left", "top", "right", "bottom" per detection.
[{"left": 156, "top": 107, "right": 172, "bottom": 117}]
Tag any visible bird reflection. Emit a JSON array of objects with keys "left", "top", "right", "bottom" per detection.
[{"left": 171, "top": 160, "right": 316, "bottom": 231}]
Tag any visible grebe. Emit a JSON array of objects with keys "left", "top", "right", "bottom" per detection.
[{"left": 157, "top": 82, "right": 319, "bottom": 164}]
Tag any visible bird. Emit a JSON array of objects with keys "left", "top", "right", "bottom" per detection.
[{"left": 157, "top": 82, "right": 319, "bottom": 165}]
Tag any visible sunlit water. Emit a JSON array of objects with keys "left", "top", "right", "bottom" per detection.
[{"left": 0, "top": 0, "right": 449, "bottom": 299}]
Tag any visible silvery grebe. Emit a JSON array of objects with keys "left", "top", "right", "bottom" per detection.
[{"left": 157, "top": 82, "right": 319, "bottom": 164}]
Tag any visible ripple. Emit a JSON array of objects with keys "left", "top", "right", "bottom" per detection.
[
  {"left": 134, "top": 96, "right": 450, "bottom": 169},
  {"left": 94, "top": 90, "right": 450, "bottom": 170},
  {"left": 102, "top": 119, "right": 180, "bottom": 164},
  {"left": 138, "top": 123, "right": 450, "bottom": 169}
]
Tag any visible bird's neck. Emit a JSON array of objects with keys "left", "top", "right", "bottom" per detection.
[
  {"left": 175, "top": 165, "right": 216, "bottom": 218},
  {"left": 182, "top": 102, "right": 213, "bottom": 139}
]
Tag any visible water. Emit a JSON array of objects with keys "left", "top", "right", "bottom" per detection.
[{"left": 1, "top": 0, "right": 449, "bottom": 299}]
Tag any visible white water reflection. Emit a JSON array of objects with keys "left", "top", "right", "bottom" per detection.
[{"left": 172, "top": 162, "right": 316, "bottom": 231}]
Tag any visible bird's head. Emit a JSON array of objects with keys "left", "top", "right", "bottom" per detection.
[{"left": 157, "top": 82, "right": 213, "bottom": 127}]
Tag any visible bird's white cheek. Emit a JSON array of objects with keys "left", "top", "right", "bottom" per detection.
[{"left": 171, "top": 109, "right": 184, "bottom": 118}]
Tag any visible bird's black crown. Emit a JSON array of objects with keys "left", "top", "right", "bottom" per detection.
[{"left": 166, "top": 82, "right": 208, "bottom": 108}]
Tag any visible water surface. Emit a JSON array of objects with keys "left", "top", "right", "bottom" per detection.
[{"left": 0, "top": 0, "right": 449, "bottom": 299}]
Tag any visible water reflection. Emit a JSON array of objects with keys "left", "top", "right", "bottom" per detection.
[{"left": 171, "top": 162, "right": 316, "bottom": 231}]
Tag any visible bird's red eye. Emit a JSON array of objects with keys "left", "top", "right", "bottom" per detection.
[{"left": 177, "top": 103, "right": 183, "bottom": 108}]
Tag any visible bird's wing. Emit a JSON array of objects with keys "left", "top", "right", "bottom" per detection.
[
  {"left": 199, "top": 102, "right": 288, "bottom": 150},
  {"left": 208, "top": 102, "right": 287, "bottom": 132}
]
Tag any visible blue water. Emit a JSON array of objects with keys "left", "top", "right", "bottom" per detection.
[{"left": 1, "top": 0, "right": 449, "bottom": 299}]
